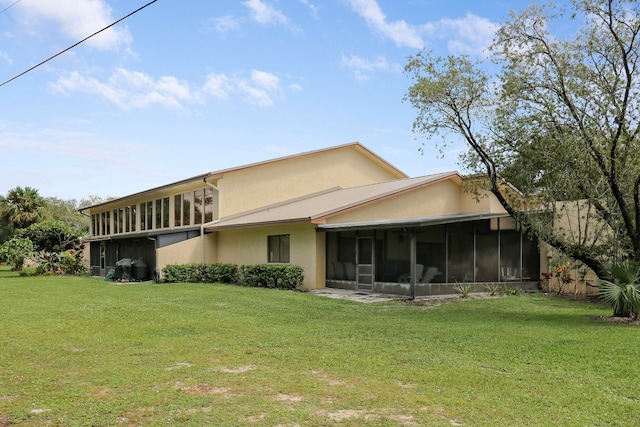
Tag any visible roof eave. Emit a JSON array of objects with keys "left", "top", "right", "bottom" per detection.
[
  {"left": 204, "top": 218, "right": 312, "bottom": 232},
  {"left": 316, "top": 212, "right": 509, "bottom": 232}
]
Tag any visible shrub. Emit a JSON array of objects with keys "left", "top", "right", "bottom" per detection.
[
  {"left": 161, "top": 263, "right": 239, "bottom": 284},
  {"left": 0, "top": 237, "right": 34, "bottom": 271},
  {"left": 599, "top": 262, "right": 640, "bottom": 318},
  {"left": 485, "top": 283, "right": 502, "bottom": 296},
  {"left": 453, "top": 282, "right": 472, "bottom": 298},
  {"left": 161, "top": 263, "right": 304, "bottom": 290},
  {"left": 239, "top": 264, "right": 304, "bottom": 290}
]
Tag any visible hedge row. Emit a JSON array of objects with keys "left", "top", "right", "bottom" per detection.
[
  {"left": 239, "top": 264, "right": 304, "bottom": 290},
  {"left": 161, "top": 263, "right": 304, "bottom": 290},
  {"left": 161, "top": 263, "right": 239, "bottom": 284}
]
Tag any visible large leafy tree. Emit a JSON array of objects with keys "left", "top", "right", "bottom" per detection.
[
  {"left": 0, "top": 186, "right": 46, "bottom": 231},
  {"left": 405, "top": 0, "right": 640, "bottom": 280},
  {"left": 44, "top": 197, "right": 90, "bottom": 232},
  {"left": 18, "top": 221, "right": 85, "bottom": 274}
]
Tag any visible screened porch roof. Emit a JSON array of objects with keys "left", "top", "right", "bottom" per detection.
[{"left": 316, "top": 212, "right": 508, "bottom": 231}]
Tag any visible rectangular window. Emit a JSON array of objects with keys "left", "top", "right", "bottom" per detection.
[
  {"left": 194, "top": 189, "right": 203, "bottom": 225},
  {"left": 92, "top": 214, "right": 98, "bottom": 236},
  {"left": 140, "top": 202, "right": 147, "bottom": 231},
  {"left": 163, "top": 197, "right": 170, "bottom": 228},
  {"left": 268, "top": 234, "right": 290, "bottom": 263},
  {"left": 182, "top": 192, "right": 191, "bottom": 226},
  {"left": 112, "top": 210, "right": 117, "bottom": 234},
  {"left": 156, "top": 199, "right": 162, "bottom": 229},
  {"left": 146, "top": 201, "right": 153, "bottom": 230},
  {"left": 118, "top": 208, "right": 124, "bottom": 233},
  {"left": 131, "top": 204, "right": 136, "bottom": 232},
  {"left": 174, "top": 194, "right": 182, "bottom": 227},
  {"left": 204, "top": 187, "right": 214, "bottom": 223}
]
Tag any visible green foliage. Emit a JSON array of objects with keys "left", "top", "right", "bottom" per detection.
[
  {"left": 15, "top": 220, "right": 86, "bottom": 275},
  {"left": 599, "top": 262, "right": 640, "bottom": 318},
  {"left": 453, "top": 282, "right": 472, "bottom": 298},
  {"left": 0, "top": 237, "right": 34, "bottom": 271},
  {"left": 405, "top": 0, "right": 640, "bottom": 278},
  {"left": 161, "top": 263, "right": 304, "bottom": 290},
  {"left": 239, "top": 264, "right": 304, "bottom": 290},
  {"left": 485, "top": 283, "right": 502, "bottom": 296},
  {"left": 0, "top": 186, "right": 46, "bottom": 231},
  {"left": 44, "top": 197, "right": 90, "bottom": 232},
  {"left": 508, "top": 287, "right": 523, "bottom": 296},
  {"left": 161, "top": 263, "right": 239, "bottom": 284},
  {"left": 18, "top": 220, "right": 84, "bottom": 253},
  {"left": 1, "top": 277, "right": 636, "bottom": 426}
]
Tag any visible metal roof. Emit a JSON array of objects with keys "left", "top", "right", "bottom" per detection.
[{"left": 79, "top": 142, "right": 407, "bottom": 213}]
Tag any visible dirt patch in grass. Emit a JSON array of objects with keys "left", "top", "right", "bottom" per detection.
[
  {"left": 180, "top": 384, "right": 243, "bottom": 397},
  {"left": 216, "top": 365, "right": 256, "bottom": 373},
  {"left": 315, "top": 409, "right": 420, "bottom": 425},
  {"left": 591, "top": 316, "right": 640, "bottom": 325},
  {"left": 311, "top": 370, "right": 346, "bottom": 386},
  {"left": 406, "top": 294, "right": 502, "bottom": 308},
  {"left": 166, "top": 362, "right": 195, "bottom": 370},
  {"left": 275, "top": 393, "right": 304, "bottom": 402}
]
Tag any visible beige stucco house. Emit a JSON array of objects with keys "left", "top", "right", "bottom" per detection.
[{"left": 80, "top": 142, "right": 543, "bottom": 296}]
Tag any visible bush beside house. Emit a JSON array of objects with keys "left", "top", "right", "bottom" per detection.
[{"left": 161, "top": 263, "right": 304, "bottom": 290}]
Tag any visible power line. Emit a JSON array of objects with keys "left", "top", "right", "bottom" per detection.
[
  {"left": 0, "top": 0, "right": 159, "bottom": 88},
  {"left": 0, "top": 0, "right": 22, "bottom": 16}
]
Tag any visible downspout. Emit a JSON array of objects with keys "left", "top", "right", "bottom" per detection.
[{"left": 202, "top": 178, "right": 221, "bottom": 264}]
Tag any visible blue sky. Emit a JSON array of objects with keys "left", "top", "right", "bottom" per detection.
[{"left": 0, "top": 0, "right": 546, "bottom": 200}]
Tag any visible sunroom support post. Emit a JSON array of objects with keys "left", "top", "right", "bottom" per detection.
[{"left": 410, "top": 231, "right": 417, "bottom": 300}]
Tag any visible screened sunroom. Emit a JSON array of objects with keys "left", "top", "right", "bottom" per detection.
[{"left": 322, "top": 214, "right": 540, "bottom": 297}]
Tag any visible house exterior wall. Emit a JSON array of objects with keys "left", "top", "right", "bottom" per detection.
[
  {"left": 537, "top": 199, "right": 608, "bottom": 296},
  {"left": 214, "top": 223, "right": 320, "bottom": 289},
  {"left": 156, "top": 234, "right": 210, "bottom": 273},
  {"left": 325, "top": 179, "right": 506, "bottom": 224},
  {"left": 217, "top": 146, "right": 404, "bottom": 218}
]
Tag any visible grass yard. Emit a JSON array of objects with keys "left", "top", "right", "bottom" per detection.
[{"left": 0, "top": 275, "right": 638, "bottom": 426}]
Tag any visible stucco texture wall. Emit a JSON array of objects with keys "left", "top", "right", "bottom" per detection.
[
  {"left": 156, "top": 236, "right": 204, "bottom": 273},
  {"left": 218, "top": 147, "right": 403, "bottom": 218},
  {"left": 325, "top": 179, "right": 506, "bottom": 224},
  {"left": 214, "top": 223, "right": 321, "bottom": 289}
]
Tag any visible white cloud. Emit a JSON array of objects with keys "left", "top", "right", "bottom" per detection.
[
  {"left": 341, "top": 54, "right": 388, "bottom": 81},
  {"left": 203, "top": 70, "right": 289, "bottom": 107},
  {"left": 50, "top": 67, "right": 294, "bottom": 109},
  {"left": 250, "top": 70, "right": 280, "bottom": 91},
  {"left": 242, "top": 0, "right": 288, "bottom": 25},
  {"left": 422, "top": 13, "right": 498, "bottom": 56},
  {"left": 211, "top": 15, "right": 242, "bottom": 35},
  {"left": 15, "top": 0, "right": 132, "bottom": 51},
  {"left": 0, "top": 50, "right": 12, "bottom": 64},
  {"left": 298, "top": 0, "right": 319, "bottom": 16},
  {"left": 345, "top": 0, "right": 424, "bottom": 49},
  {"left": 237, "top": 80, "right": 275, "bottom": 107},
  {"left": 203, "top": 73, "right": 233, "bottom": 100},
  {"left": 49, "top": 71, "right": 127, "bottom": 108},
  {"left": 49, "top": 68, "right": 201, "bottom": 110},
  {"left": 346, "top": 0, "right": 498, "bottom": 55}
]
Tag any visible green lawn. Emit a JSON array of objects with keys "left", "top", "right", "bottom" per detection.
[{"left": 0, "top": 275, "right": 637, "bottom": 426}]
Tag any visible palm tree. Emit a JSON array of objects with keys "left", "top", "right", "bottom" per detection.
[
  {"left": 599, "top": 262, "right": 640, "bottom": 318},
  {"left": 0, "top": 186, "right": 46, "bottom": 230}
]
